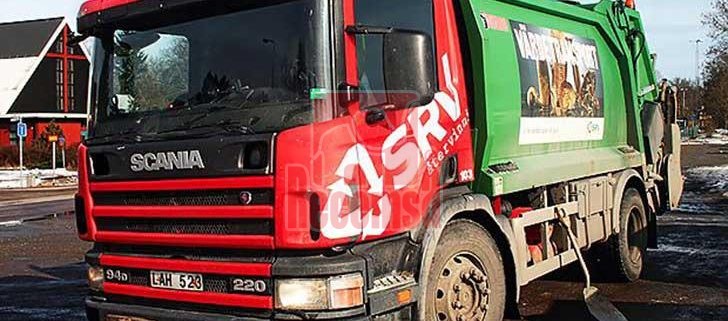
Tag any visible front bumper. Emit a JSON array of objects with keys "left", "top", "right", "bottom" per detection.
[
  {"left": 85, "top": 236, "right": 418, "bottom": 321},
  {"left": 85, "top": 299, "right": 376, "bottom": 321}
]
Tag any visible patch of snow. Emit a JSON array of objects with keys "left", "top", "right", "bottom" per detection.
[
  {"left": 684, "top": 165, "right": 728, "bottom": 192},
  {"left": 682, "top": 136, "right": 728, "bottom": 145},
  {"left": 677, "top": 165, "right": 728, "bottom": 214},
  {"left": 0, "top": 220, "right": 22, "bottom": 227},
  {"left": 0, "top": 307, "right": 82, "bottom": 319},
  {"left": 649, "top": 244, "right": 728, "bottom": 256},
  {"left": 658, "top": 214, "right": 728, "bottom": 227},
  {"left": 0, "top": 169, "right": 77, "bottom": 189},
  {"left": 682, "top": 129, "right": 728, "bottom": 145}
]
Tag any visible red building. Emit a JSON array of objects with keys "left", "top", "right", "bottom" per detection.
[{"left": 0, "top": 17, "right": 91, "bottom": 147}]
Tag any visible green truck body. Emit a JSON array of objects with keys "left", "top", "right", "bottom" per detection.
[{"left": 460, "top": 0, "right": 659, "bottom": 196}]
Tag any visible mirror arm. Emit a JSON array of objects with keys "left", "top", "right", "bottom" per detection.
[
  {"left": 338, "top": 82, "right": 360, "bottom": 105},
  {"left": 365, "top": 107, "right": 386, "bottom": 125},
  {"left": 345, "top": 25, "right": 394, "bottom": 35},
  {"left": 68, "top": 32, "right": 90, "bottom": 47}
]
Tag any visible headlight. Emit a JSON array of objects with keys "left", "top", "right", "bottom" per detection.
[
  {"left": 275, "top": 273, "right": 364, "bottom": 311},
  {"left": 88, "top": 266, "right": 104, "bottom": 291}
]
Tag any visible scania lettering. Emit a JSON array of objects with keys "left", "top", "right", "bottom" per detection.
[
  {"left": 129, "top": 150, "right": 206, "bottom": 172},
  {"left": 75, "top": 0, "right": 683, "bottom": 320}
]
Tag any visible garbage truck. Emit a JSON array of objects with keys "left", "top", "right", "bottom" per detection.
[{"left": 74, "top": 0, "right": 683, "bottom": 320}]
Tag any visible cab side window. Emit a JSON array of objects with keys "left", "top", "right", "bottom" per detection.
[{"left": 354, "top": 0, "right": 436, "bottom": 107}]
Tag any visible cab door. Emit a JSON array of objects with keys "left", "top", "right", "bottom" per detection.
[
  {"left": 344, "top": 0, "right": 438, "bottom": 241},
  {"left": 342, "top": 0, "right": 476, "bottom": 241}
]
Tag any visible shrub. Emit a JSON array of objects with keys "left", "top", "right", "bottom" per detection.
[
  {"left": 0, "top": 145, "right": 19, "bottom": 168},
  {"left": 66, "top": 142, "right": 80, "bottom": 170},
  {"left": 25, "top": 139, "right": 53, "bottom": 169}
]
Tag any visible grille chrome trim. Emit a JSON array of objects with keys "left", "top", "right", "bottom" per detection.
[
  {"left": 95, "top": 232, "right": 274, "bottom": 249},
  {"left": 93, "top": 189, "right": 273, "bottom": 207},
  {"left": 101, "top": 254, "right": 271, "bottom": 276},
  {"left": 97, "top": 245, "right": 274, "bottom": 263},
  {"left": 95, "top": 218, "right": 273, "bottom": 236},
  {"left": 93, "top": 205, "right": 273, "bottom": 219}
]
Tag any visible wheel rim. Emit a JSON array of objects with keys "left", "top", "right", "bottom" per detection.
[
  {"left": 627, "top": 207, "right": 646, "bottom": 265},
  {"left": 434, "top": 252, "right": 490, "bottom": 321}
]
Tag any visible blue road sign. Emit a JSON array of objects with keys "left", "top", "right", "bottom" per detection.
[{"left": 17, "top": 122, "right": 27, "bottom": 138}]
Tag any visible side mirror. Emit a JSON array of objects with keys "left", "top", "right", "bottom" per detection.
[{"left": 383, "top": 30, "right": 436, "bottom": 109}]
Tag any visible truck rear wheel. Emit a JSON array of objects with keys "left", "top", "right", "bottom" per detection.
[
  {"left": 425, "top": 220, "right": 506, "bottom": 321},
  {"left": 599, "top": 188, "right": 649, "bottom": 282}
]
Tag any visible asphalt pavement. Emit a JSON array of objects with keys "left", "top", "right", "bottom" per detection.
[
  {"left": 0, "top": 145, "right": 726, "bottom": 321},
  {"left": 0, "top": 188, "right": 76, "bottom": 226}
]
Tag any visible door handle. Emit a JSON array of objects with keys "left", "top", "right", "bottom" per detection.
[{"left": 365, "top": 108, "right": 386, "bottom": 125}]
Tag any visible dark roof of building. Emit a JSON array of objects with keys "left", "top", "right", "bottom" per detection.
[{"left": 0, "top": 17, "right": 64, "bottom": 59}]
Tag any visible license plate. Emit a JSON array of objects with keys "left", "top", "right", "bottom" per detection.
[
  {"left": 150, "top": 271, "right": 203, "bottom": 292},
  {"left": 106, "top": 315, "right": 155, "bottom": 321}
]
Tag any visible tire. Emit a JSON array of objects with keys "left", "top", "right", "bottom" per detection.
[
  {"left": 598, "top": 188, "right": 649, "bottom": 282},
  {"left": 424, "top": 220, "right": 506, "bottom": 321}
]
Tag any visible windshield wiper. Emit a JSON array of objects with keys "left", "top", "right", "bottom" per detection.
[
  {"left": 85, "top": 129, "right": 148, "bottom": 145},
  {"left": 177, "top": 101, "right": 260, "bottom": 133},
  {"left": 155, "top": 119, "right": 256, "bottom": 139},
  {"left": 182, "top": 104, "right": 233, "bottom": 128},
  {"left": 191, "top": 119, "right": 257, "bottom": 135}
]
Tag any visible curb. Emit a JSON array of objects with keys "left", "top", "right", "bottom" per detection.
[
  {"left": 1, "top": 186, "right": 78, "bottom": 193},
  {"left": 0, "top": 211, "right": 75, "bottom": 228},
  {"left": 0, "top": 194, "right": 76, "bottom": 207}
]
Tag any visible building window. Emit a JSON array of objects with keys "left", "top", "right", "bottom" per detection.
[
  {"left": 56, "top": 59, "right": 64, "bottom": 111},
  {"left": 55, "top": 33, "right": 64, "bottom": 53},
  {"left": 69, "top": 60, "right": 76, "bottom": 111}
]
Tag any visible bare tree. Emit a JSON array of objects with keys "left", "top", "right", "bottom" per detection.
[
  {"left": 671, "top": 77, "right": 702, "bottom": 118},
  {"left": 701, "top": 0, "right": 728, "bottom": 128}
]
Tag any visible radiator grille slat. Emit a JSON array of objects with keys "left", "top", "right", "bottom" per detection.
[
  {"left": 93, "top": 189, "right": 273, "bottom": 206},
  {"left": 95, "top": 218, "right": 273, "bottom": 235}
]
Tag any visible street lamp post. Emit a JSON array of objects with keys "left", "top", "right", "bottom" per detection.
[
  {"left": 692, "top": 39, "right": 703, "bottom": 85},
  {"left": 681, "top": 88, "right": 687, "bottom": 119}
]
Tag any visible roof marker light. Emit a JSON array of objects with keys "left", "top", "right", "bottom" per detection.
[{"left": 78, "top": 0, "right": 140, "bottom": 18}]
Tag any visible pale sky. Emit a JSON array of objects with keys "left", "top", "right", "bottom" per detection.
[{"left": 0, "top": 0, "right": 713, "bottom": 79}]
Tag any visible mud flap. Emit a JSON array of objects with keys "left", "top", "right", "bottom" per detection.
[
  {"left": 665, "top": 124, "right": 684, "bottom": 210},
  {"left": 585, "top": 287, "right": 628, "bottom": 321},
  {"left": 558, "top": 212, "right": 629, "bottom": 321}
]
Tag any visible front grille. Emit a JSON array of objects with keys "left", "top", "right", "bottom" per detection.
[
  {"left": 96, "top": 218, "right": 273, "bottom": 235},
  {"left": 106, "top": 268, "right": 271, "bottom": 296},
  {"left": 97, "top": 245, "right": 275, "bottom": 263},
  {"left": 93, "top": 189, "right": 273, "bottom": 206}
]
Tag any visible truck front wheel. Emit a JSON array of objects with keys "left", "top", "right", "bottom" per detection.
[
  {"left": 425, "top": 220, "right": 506, "bottom": 321},
  {"left": 599, "top": 188, "right": 649, "bottom": 282}
]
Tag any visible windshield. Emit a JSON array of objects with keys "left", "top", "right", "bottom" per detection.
[{"left": 88, "top": 0, "right": 332, "bottom": 144}]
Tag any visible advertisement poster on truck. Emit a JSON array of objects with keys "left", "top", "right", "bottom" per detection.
[{"left": 513, "top": 21, "right": 605, "bottom": 145}]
